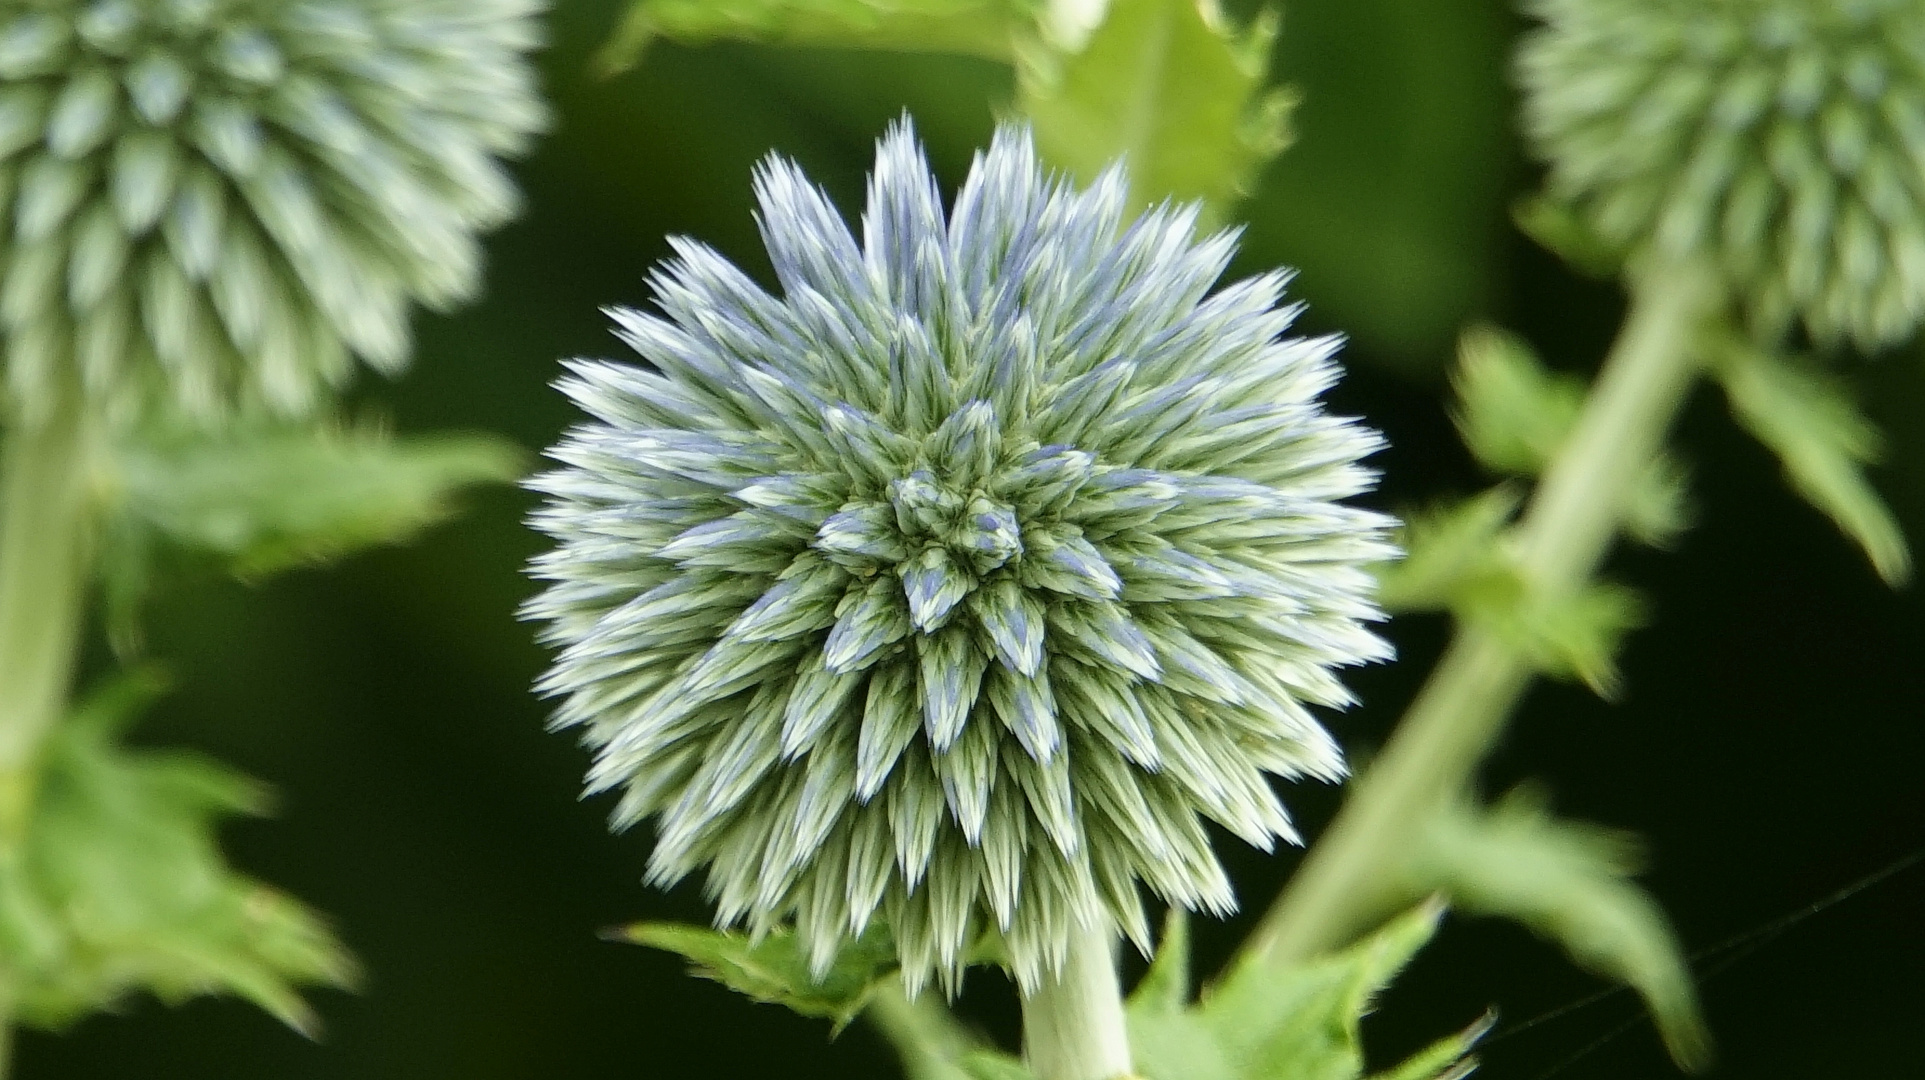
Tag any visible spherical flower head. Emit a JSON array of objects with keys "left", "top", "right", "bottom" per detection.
[
  {"left": 1520, "top": 0, "right": 1925, "bottom": 350},
  {"left": 526, "top": 122, "right": 1395, "bottom": 994},
  {"left": 0, "top": 0, "right": 547, "bottom": 422}
]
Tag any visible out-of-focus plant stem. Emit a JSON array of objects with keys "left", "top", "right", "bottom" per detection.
[
  {"left": 0, "top": 394, "right": 98, "bottom": 1075},
  {"left": 1241, "top": 259, "right": 1719, "bottom": 972}
]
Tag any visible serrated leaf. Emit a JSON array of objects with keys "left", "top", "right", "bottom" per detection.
[
  {"left": 1452, "top": 324, "right": 1585, "bottom": 477},
  {"left": 1374, "top": 487, "right": 1520, "bottom": 614},
  {"left": 107, "top": 421, "right": 523, "bottom": 582},
  {"left": 1512, "top": 193, "right": 1625, "bottom": 280},
  {"left": 601, "top": 0, "right": 1032, "bottom": 73},
  {"left": 1126, "top": 903, "right": 1481, "bottom": 1080},
  {"left": 1018, "top": 0, "right": 1292, "bottom": 226},
  {"left": 615, "top": 921, "right": 897, "bottom": 1032},
  {"left": 0, "top": 671, "right": 357, "bottom": 1036},
  {"left": 1713, "top": 339, "right": 1910, "bottom": 586},
  {"left": 1407, "top": 791, "right": 1712, "bottom": 1072},
  {"left": 1469, "top": 579, "right": 1644, "bottom": 698},
  {"left": 1452, "top": 324, "right": 1690, "bottom": 548}
]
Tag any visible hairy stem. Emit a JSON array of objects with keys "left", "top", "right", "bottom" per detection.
[
  {"left": 1021, "top": 924, "right": 1132, "bottom": 1080},
  {"left": 0, "top": 402, "right": 94, "bottom": 845},
  {"left": 1242, "top": 260, "right": 1718, "bottom": 970}
]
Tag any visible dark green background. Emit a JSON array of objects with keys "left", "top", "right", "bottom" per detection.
[{"left": 21, "top": 1, "right": 1925, "bottom": 1077}]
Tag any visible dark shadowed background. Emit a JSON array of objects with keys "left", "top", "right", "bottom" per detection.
[{"left": 20, "top": 1, "right": 1924, "bottom": 1077}]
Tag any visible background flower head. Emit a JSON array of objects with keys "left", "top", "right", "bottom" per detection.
[
  {"left": 0, "top": 0, "right": 547, "bottom": 421},
  {"left": 527, "top": 122, "right": 1395, "bottom": 993},
  {"left": 1521, "top": 0, "right": 1925, "bottom": 350}
]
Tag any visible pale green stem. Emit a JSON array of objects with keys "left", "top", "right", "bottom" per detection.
[
  {"left": 1020, "top": 924, "right": 1133, "bottom": 1080},
  {"left": 867, "top": 979, "right": 983, "bottom": 1080},
  {"left": 0, "top": 401, "right": 94, "bottom": 843},
  {"left": 1240, "top": 260, "right": 1718, "bottom": 971},
  {"left": 0, "top": 398, "right": 97, "bottom": 1075}
]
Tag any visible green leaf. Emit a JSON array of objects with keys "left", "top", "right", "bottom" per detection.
[
  {"left": 1452, "top": 324, "right": 1691, "bottom": 548},
  {"left": 1452, "top": 324, "right": 1585, "bottom": 477},
  {"left": 1127, "top": 904, "right": 1482, "bottom": 1080},
  {"left": 1374, "top": 487, "right": 1520, "bottom": 614},
  {"left": 112, "top": 423, "right": 524, "bottom": 577},
  {"left": 1408, "top": 791, "right": 1712, "bottom": 1072},
  {"left": 1472, "top": 580, "right": 1645, "bottom": 699},
  {"left": 601, "top": 0, "right": 1034, "bottom": 73},
  {"left": 1512, "top": 193, "right": 1625, "bottom": 281},
  {"left": 614, "top": 921, "right": 898, "bottom": 1032},
  {"left": 1018, "top": 0, "right": 1293, "bottom": 226},
  {"left": 0, "top": 671, "right": 357, "bottom": 1035},
  {"left": 1713, "top": 338, "right": 1910, "bottom": 586}
]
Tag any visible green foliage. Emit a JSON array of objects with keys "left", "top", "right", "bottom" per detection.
[
  {"left": 1452, "top": 325, "right": 1690, "bottom": 547},
  {"left": 609, "top": 0, "right": 1292, "bottom": 227},
  {"left": 1373, "top": 488, "right": 1519, "bottom": 614},
  {"left": 1126, "top": 904, "right": 1485, "bottom": 1080},
  {"left": 1378, "top": 491, "right": 1643, "bottom": 696},
  {"left": 1511, "top": 194, "right": 1623, "bottom": 281},
  {"left": 1018, "top": 0, "right": 1293, "bottom": 225},
  {"left": 1407, "top": 791, "right": 1711, "bottom": 1071},
  {"left": 1711, "top": 336, "right": 1911, "bottom": 585},
  {"left": 600, "top": 0, "right": 1033, "bottom": 73},
  {"left": 99, "top": 423, "right": 523, "bottom": 648},
  {"left": 0, "top": 671, "right": 356, "bottom": 1035},
  {"left": 614, "top": 922, "right": 898, "bottom": 1032}
]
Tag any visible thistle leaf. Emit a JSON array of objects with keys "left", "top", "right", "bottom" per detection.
[
  {"left": 1713, "top": 338, "right": 1910, "bottom": 586},
  {"left": 1373, "top": 488, "right": 1519, "bottom": 614},
  {"left": 1452, "top": 324, "right": 1690, "bottom": 548},
  {"left": 1, "top": 672, "right": 357, "bottom": 1036},
  {"left": 1472, "top": 579, "right": 1645, "bottom": 699},
  {"left": 110, "top": 423, "right": 523, "bottom": 577},
  {"left": 1407, "top": 792, "right": 1712, "bottom": 1072},
  {"left": 614, "top": 922, "right": 897, "bottom": 1033},
  {"left": 1018, "top": 0, "right": 1294, "bottom": 225},
  {"left": 601, "top": 0, "right": 1030, "bottom": 75},
  {"left": 1126, "top": 903, "right": 1483, "bottom": 1080}
]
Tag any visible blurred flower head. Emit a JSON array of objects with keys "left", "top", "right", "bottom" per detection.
[
  {"left": 1521, "top": 0, "right": 1925, "bottom": 349},
  {"left": 526, "top": 122, "right": 1394, "bottom": 993},
  {"left": 0, "top": 0, "right": 547, "bottom": 422}
]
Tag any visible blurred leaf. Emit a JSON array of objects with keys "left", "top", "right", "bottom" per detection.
[
  {"left": 1019, "top": 0, "right": 1292, "bottom": 225},
  {"left": 1374, "top": 487, "right": 1519, "bottom": 614},
  {"left": 602, "top": 0, "right": 1036, "bottom": 72},
  {"left": 1452, "top": 324, "right": 1584, "bottom": 476},
  {"left": 1513, "top": 193, "right": 1625, "bottom": 280},
  {"left": 1126, "top": 903, "right": 1483, "bottom": 1080},
  {"left": 111, "top": 424, "right": 524, "bottom": 577},
  {"left": 1713, "top": 339, "right": 1910, "bottom": 585},
  {"left": 1473, "top": 579, "right": 1644, "bottom": 698},
  {"left": 958, "top": 1050, "right": 1039, "bottom": 1080},
  {"left": 614, "top": 922, "right": 897, "bottom": 1032},
  {"left": 1453, "top": 325, "right": 1691, "bottom": 548},
  {"left": 1409, "top": 791, "right": 1712, "bottom": 1072},
  {"left": 0, "top": 671, "right": 356, "bottom": 1035}
]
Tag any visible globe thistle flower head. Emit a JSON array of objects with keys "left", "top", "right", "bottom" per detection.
[
  {"left": 1521, "top": 0, "right": 1925, "bottom": 350},
  {"left": 526, "top": 122, "right": 1395, "bottom": 994},
  {"left": 0, "top": 0, "right": 547, "bottom": 422}
]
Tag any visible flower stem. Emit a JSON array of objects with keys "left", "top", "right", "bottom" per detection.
[
  {"left": 1020, "top": 923, "right": 1133, "bottom": 1080},
  {"left": 0, "top": 399, "right": 95, "bottom": 1074},
  {"left": 0, "top": 401, "right": 95, "bottom": 846},
  {"left": 1241, "top": 259, "right": 1718, "bottom": 971}
]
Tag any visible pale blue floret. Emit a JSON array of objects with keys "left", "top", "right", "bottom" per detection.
[{"left": 527, "top": 121, "right": 1396, "bottom": 992}]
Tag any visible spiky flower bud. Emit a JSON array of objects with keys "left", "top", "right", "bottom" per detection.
[
  {"left": 1520, "top": 0, "right": 1925, "bottom": 349},
  {"left": 526, "top": 123, "right": 1394, "bottom": 993},
  {"left": 0, "top": 0, "right": 546, "bottom": 420}
]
